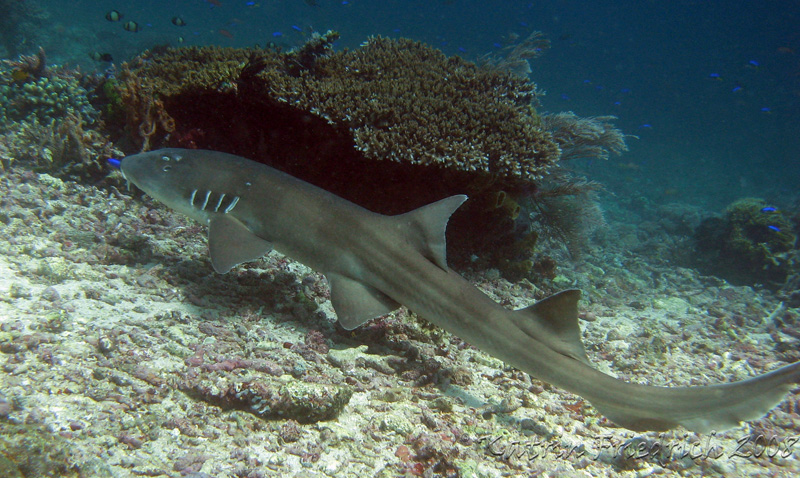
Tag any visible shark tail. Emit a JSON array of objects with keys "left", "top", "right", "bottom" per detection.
[
  {"left": 588, "top": 360, "right": 800, "bottom": 432},
  {"left": 522, "top": 290, "right": 800, "bottom": 432}
]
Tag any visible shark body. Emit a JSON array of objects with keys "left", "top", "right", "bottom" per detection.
[{"left": 120, "top": 148, "right": 800, "bottom": 432}]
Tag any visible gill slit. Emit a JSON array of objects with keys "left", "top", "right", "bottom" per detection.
[{"left": 224, "top": 196, "right": 240, "bottom": 214}]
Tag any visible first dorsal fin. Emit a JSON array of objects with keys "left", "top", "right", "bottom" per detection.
[
  {"left": 512, "top": 289, "right": 589, "bottom": 364},
  {"left": 392, "top": 195, "right": 467, "bottom": 270}
]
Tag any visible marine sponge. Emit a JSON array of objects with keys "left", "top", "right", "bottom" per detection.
[{"left": 694, "top": 198, "right": 797, "bottom": 287}]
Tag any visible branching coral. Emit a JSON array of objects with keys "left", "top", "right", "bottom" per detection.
[
  {"left": 2, "top": 46, "right": 48, "bottom": 79},
  {"left": 115, "top": 37, "right": 557, "bottom": 181},
  {"left": 0, "top": 114, "right": 121, "bottom": 179}
]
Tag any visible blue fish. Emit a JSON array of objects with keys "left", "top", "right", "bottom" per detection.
[
  {"left": 708, "top": 73, "right": 722, "bottom": 80},
  {"left": 761, "top": 206, "right": 777, "bottom": 212},
  {"left": 768, "top": 225, "right": 781, "bottom": 232}
]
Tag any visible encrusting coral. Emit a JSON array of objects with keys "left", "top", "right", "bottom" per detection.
[{"left": 109, "top": 34, "right": 626, "bottom": 276}]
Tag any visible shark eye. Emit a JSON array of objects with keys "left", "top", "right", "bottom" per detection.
[
  {"left": 161, "top": 155, "right": 170, "bottom": 161},
  {"left": 162, "top": 165, "right": 172, "bottom": 171}
]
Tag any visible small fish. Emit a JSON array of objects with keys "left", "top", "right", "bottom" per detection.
[
  {"left": 708, "top": 72, "right": 722, "bottom": 80},
  {"left": 731, "top": 85, "right": 743, "bottom": 92},
  {"left": 304, "top": 0, "right": 321, "bottom": 6},
  {"left": 768, "top": 225, "right": 781, "bottom": 232},
  {"left": 761, "top": 207, "right": 777, "bottom": 212},
  {"left": 219, "top": 29, "right": 234, "bottom": 38},
  {"left": 105, "top": 10, "right": 122, "bottom": 22},
  {"left": 761, "top": 106, "right": 771, "bottom": 113},
  {"left": 177, "top": 36, "right": 185, "bottom": 43},
  {"left": 124, "top": 20, "right": 140, "bottom": 32},
  {"left": 89, "top": 52, "right": 114, "bottom": 62},
  {"left": 171, "top": 16, "right": 187, "bottom": 27},
  {"left": 11, "top": 69, "right": 29, "bottom": 82}
]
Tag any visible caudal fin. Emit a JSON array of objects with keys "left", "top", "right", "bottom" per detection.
[{"left": 590, "top": 361, "right": 800, "bottom": 433}]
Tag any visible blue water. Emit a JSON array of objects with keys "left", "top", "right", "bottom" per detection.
[{"left": 19, "top": 1, "right": 800, "bottom": 209}]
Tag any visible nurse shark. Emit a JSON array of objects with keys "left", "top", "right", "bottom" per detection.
[{"left": 118, "top": 148, "right": 800, "bottom": 432}]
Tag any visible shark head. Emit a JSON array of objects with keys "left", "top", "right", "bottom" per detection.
[{"left": 120, "top": 148, "right": 252, "bottom": 224}]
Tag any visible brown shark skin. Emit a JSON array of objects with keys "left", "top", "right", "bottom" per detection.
[{"left": 120, "top": 148, "right": 800, "bottom": 433}]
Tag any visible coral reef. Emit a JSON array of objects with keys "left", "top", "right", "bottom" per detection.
[
  {"left": 0, "top": 114, "right": 120, "bottom": 179},
  {"left": 0, "top": 74, "right": 92, "bottom": 123},
  {"left": 0, "top": 53, "right": 120, "bottom": 180},
  {"left": 107, "top": 35, "right": 626, "bottom": 276},
  {"left": 114, "top": 37, "right": 557, "bottom": 181},
  {"left": 694, "top": 198, "right": 797, "bottom": 287}
]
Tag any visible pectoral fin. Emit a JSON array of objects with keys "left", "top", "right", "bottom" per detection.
[
  {"left": 328, "top": 273, "right": 400, "bottom": 330},
  {"left": 208, "top": 215, "right": 273, "bottom": 273}
]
